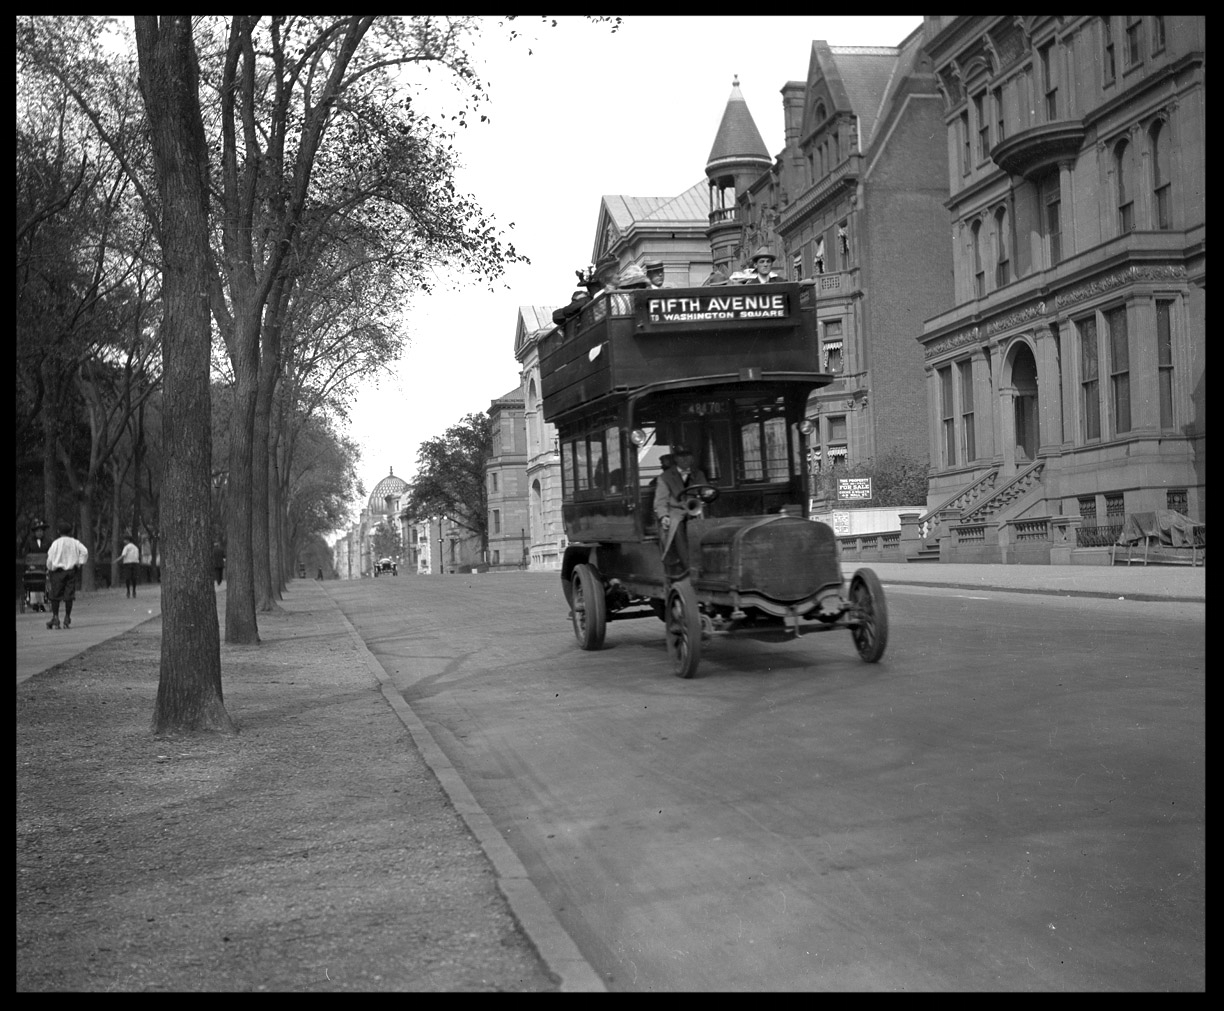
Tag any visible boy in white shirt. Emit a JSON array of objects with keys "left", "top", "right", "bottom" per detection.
[{"left": 45, "top": 522, "right": 89, "bottom": 630}]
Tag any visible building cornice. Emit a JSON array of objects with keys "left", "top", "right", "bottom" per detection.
[{"left": 777, "top": 153, "right": 862, "bottom": 233}]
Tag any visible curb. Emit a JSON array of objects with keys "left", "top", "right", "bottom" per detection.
[
  {"left": 323, "top": 588, "right": 607, "bottom": 993},
  {"left": 877, "top": 578, "right": 1205, "bottom": 604}
]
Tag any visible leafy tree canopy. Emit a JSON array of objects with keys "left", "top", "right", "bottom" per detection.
[
  {"left": 371, "top": 520, "right": 402, "bottom": 562},
  {"left": 405, "top": 412, "right": 490, "bottom": 546},
  {"left": 813, "top": 448, "right": 930, "bottom": 509}
]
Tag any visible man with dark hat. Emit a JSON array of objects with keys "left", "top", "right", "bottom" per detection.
[
  {"left": 23, "top": 519, "right": 52, "bottom": 612},
  {"left": 644, "top": 260, "right": 668, "bottom": 288},
  {"left": 552, "top": 288, "right": 591, "bottom": 327},
  {"left": 653, "top": 445, "right": 709, "bottom": 581},
  {"left": 741, "top": 245, "right": 781, "bottom": 284}
]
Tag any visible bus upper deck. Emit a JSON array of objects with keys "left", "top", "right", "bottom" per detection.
[{"left": 539, "top": 281, "right": 827, "bottom": 426}]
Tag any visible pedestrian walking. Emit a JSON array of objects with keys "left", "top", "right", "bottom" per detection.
[
  {"left": 120, "top": 534, "right": 141, "bottom": 598},
  {"left": 44, "top": 521, "right": 89, "bottom": 630},
  {"left": 212, "top": 542, "right": 225, "bottom": 585},
  {"left": 23, "top": 518, "right": 53, "bottom": 612}
]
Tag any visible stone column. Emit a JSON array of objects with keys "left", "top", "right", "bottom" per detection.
[
  {"left": 899, "top": 512, "right": 922, "bottom": 561},
  {"left": 998, "top": 385, "right": 1017, "bottom": 475},
  {"left": 1049, "top": 514, "right": 1083, "bottom": 565},
  {"left": 971, "top": 347, "right": 994, "bottom": 460},
  {"left": 1036, "top": 318, "right": 1063, "bottom": 448}
]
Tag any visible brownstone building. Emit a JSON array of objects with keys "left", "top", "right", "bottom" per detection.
[
  {"left": 918, "top": 16, "right": 1205, "bottom": 562},
  {"left": 708, "top": 29, "right": 953, "bottom": 481}
]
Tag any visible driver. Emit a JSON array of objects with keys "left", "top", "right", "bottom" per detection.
[{"left": 653, "top": 445, "right": 708, "bottom": 581}]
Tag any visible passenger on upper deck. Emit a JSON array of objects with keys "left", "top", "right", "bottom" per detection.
[
  {"left": 644, "top": 260, "right": 668, "bottom": 288},
  {"left": 552, "top": 288, "right": 590, "bottom": 326},
  {"left": 616, "top": 263, "right": 650, "bottom": 290},
  {"left": 740, "top": 245, "right": 781, "bottom": 284},
  {"left": 702, "top": 267, "right": 731, "bottom": 286}
]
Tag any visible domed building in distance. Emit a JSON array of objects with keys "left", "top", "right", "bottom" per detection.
[
  {"left": 361, "top": 468, "right": 408, "bottom": 575},
  {"left": 368, "top": 468, "right": 409, "bottom": 520}
]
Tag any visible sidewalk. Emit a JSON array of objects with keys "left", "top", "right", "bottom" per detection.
[
  {"left": 16, "top": 581, "right": 583, "bottom": 992},
  {"left": 863, "top": 560, "right": 1206, "bottom": 603},
  {"left": 15, "top": 563, "right": 1204, "bottom": 991},
  {"left": 14, "top": 559, "right": 1207, "bottom": 683},
  {"left": 16, "top": 585, "right": 162, "bottom": 686}
]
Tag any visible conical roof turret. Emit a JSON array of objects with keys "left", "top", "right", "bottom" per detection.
[{"left": 705, "top": 76, "right": 771, "bottom": 174}]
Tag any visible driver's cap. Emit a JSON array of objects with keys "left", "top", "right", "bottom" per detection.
[{"left": 671, "top": 444, "right": 692, "bottom": 456}]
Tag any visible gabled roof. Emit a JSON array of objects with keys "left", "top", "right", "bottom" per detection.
[
  {"left": 706, "top": 76, "right": 770, "bottom": 168},
  {"left": 803, "top": 41, "right": 915, "bottom": 151},
  {"left": 491, "top": 385, "right": 525, "bottom": 406},
  {"left": 600, "top": 181, "right": 708, "bottom": 231},
  {"left": 517, "top": 305, "right": 558, "bottom": 333},
  {"left": 591, "top": 180, "right": 708, "bottom": 264},
  {"left": 514, "top": 305, "right": 560, "bottom": 359}
]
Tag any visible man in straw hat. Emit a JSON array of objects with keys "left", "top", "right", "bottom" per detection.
[
  {"left": 741, "top": 245, "right": 781, "bottom": 284},
  {"left": 616, "top": 262, "right": 650, "bottom": 290},
  {"left": 644, "top": 259, "right": 668, "bottom": 288}
]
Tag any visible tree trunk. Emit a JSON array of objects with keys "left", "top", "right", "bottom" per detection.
[
  {"left": 135, "top": 15, "right": 232, "bottom": 734},
  {"left": 76, "top": 489, "right": 96, "bottom": 592},
  {"left": 39, "top": 359, "right": 61, "bottom": 532},
  {"left": 224, "top": 314, "right": 261, "bottom": 641},
  {"left": 268, "top": 444, "right": 284, "bottom": 594},
  {"left": 252, "top": 354, "right": 277, "bottom": 611}
]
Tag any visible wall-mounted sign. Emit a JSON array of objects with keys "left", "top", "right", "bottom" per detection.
[{"left": 837, "top": 477, "right": 872, "bottom": 501}]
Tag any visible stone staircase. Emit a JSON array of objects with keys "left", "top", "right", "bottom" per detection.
[
  {"left": 914, "top": 468, "right": 1001, "bottom": 560},
  {"left": 958, "top": 460, "right": 1046, "bottom": 526},
  {"left": 914, "top": 461, "right": 1048, "bottom": 562}
]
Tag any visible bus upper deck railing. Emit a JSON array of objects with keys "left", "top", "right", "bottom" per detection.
[{"left": 540, "top": 283, "right": 824, "bottom": 425}]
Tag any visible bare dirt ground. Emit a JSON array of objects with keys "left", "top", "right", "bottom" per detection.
[{"left": 16, "top": 598, "right": 560, "bottom": 992}]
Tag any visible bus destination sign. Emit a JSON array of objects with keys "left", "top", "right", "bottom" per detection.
[{"left": 637, "top": 291, "right": 793, "bottom": 331}]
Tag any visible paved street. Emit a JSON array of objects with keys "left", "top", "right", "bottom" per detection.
[{"left": 330, "top": 571, "right": 1204, "bottom": 991}]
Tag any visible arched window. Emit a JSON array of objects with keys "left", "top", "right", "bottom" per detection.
[
  {"left": 1115, "top": 139, "right": 1135, "bottom": 233},
  {"left": 971, "top": 220, "right": 984, "bottom": 297},
  {"left": 994, "top": 206, "right": 1011, "bottom": 287},
  {"left": 1150, "top": 120, "right": 1172, "bottom": 229},
  {"left": 814, "top": 101, "right": 826, "bottom": 124}
]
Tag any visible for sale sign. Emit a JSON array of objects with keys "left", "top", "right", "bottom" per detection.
[{"left": 837, "top": 477, "right": 872, "bottom": 501}]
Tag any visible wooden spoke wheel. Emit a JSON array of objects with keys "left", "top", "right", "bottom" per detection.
[
  {"left": 570, "top": 563, "right": 607, "bottom": 650},
  {"left": 665, "top": 579, "right": 703, "bottom": 678},
  {"left": 848, "top": 568, "right": 889, "bottom": 663}
]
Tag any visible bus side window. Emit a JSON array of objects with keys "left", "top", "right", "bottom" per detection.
[
  {"left": 605, "top": 425, "right": 622, "bottom": 493},
  {"left": 561, "top": 440, "right": 575, "bottom": 500}
]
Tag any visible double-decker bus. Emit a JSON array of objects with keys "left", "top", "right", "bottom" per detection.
[{"left": 541, "top": 280, "right": 887, "bottom": 678}]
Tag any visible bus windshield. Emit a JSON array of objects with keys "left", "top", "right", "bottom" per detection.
[{"left": 633, "top": 392, "right": 801, "bottom": 493}]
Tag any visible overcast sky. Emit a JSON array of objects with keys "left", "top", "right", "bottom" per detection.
[{"left": 342, "top": 15, "right": 923, "bottom": 520}]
